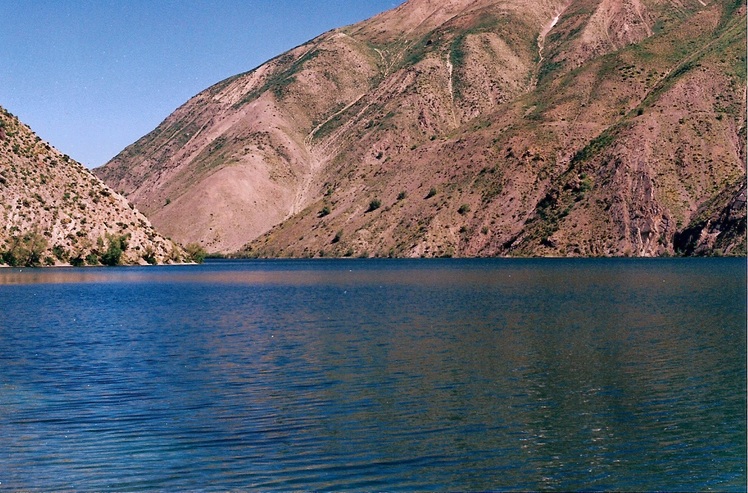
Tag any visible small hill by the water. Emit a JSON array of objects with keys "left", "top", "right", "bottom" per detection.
[{"left": 0, "top": 106, "right": 189, "bottom": 266}]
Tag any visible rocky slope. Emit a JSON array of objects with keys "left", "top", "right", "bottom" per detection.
[
  {"left": 0, "top": 106, "right": 188, "bottom": 266},
  {"left": 96, "top": 0, "right": 746, "bottom": 257}
]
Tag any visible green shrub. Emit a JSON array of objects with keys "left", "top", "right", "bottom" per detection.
[
  {"left": 142, "top": 246, "right": 158, "bottom": 265},
  {"left": 425, "top": 187, "right": 437, "bottom": 199},
  {"left": 367, "top": 199, "right": 382, "bottom": 212},
  {"left": 580, "top": 176, "right": 593, "bottom": 193},
  {"left": 52, "top": 245, "right": 68, "bottom": 261},
  {"left": 100, "top": 234, "right": 129, "bottom": 266},
  {"left": 1, "top": 232, "right": 48, "bottom": 267},
  {"left": 70, "top": 255, "right": 85, "bottom": 267},
  {"left": 185, "top": 243, "right": 207, "bottom": 264},
  {"left": 1, "top": 249, "right": 17, "bottom": 267}
]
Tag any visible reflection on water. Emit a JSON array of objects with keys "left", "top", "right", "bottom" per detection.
[{"left": 0, "top": 258, "right": 745, "bottom": 491}]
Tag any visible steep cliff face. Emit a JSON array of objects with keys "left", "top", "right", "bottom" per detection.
[
  {"left": 96, "top": 0, "right": 746, "bottom": 258},
  {"left": 0, "top": 107, "right": 187, "bottom": 266}
]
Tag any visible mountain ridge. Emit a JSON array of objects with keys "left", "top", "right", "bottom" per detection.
[{"left": 95, "top": 0, "right": 746, "bottom": 257}]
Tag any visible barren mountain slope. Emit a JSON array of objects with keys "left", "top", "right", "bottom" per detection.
[
  {"left": 0, "top": 107, "right": 187, "bottom": 266},
  {"left": 245, "top": 0, "right": 745, "bottom": 258},
  {"left": 95, "top": 0, "right": 571, "bottom": 252},
  {"left": 97, "top": 0, "right": 746, "bottom": 257}
]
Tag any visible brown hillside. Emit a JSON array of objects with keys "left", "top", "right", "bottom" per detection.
[
  {"left": 95, "top": 0, "right": 746, "bottom": 257},
  {"left": 0, "top": 107, "right": 188, "bottom": 266}
]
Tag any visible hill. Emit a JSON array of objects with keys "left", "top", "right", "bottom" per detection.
[
  {"left": 95, "top": 0, "right": 746, "bottom": 257},
  {"left": 0, "top": 106, "right": 189, "bottom": 266}
]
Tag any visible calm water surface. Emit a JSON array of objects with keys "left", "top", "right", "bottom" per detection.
[{"left": 0, "top": 258, "right": 745, "bottom": 491}]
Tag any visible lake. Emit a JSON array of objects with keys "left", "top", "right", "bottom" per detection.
[{"left": 0, "top": 258, "right": 745, "bottom": 491}]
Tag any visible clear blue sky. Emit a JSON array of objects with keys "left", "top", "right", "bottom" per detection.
[{"left": 0, "top": 1, "right": 401, "bottom": 168}]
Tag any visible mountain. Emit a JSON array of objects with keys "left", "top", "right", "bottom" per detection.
[
  {"left": 0, "top": 106, "right": 189, "bottom": 266},
  {"left": 95, "top": 0, "right": 746, "bottom": 257}
]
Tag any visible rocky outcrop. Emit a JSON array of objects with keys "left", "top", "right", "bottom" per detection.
[{"left": 674, "top": 182, "right": 746, "bottom": 256}]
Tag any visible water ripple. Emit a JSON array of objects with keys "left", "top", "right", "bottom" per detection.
[{"left": 0, "top": 258, "right": 745, "bottom": 491}]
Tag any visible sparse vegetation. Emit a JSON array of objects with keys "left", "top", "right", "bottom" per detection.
[
  {"left": 0, "top": 105, "right": 189, "bottom": 266},
  {"left": 367, "top": 199, "right": 382, "bottom": 212}
]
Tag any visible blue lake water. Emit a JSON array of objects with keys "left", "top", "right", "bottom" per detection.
[{"left": 0, "top": 258, "right": 745, "bottom": 492}]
